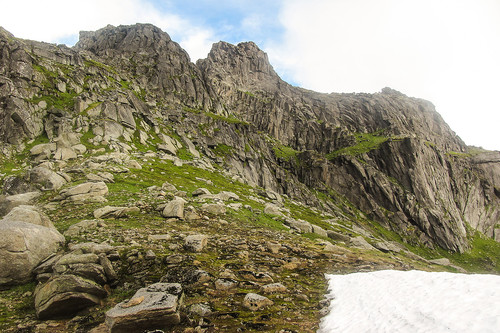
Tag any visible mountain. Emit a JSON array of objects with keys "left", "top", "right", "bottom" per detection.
[{"left": 0, "top": 23, "right": 499, "bottom": 332}]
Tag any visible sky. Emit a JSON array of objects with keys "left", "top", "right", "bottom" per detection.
[{"left": 1, "top": 0, "right": 499, "bottom": 150}]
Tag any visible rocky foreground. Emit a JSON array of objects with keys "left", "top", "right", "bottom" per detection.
[{"left": 0, "top": 23, "right": 499, "bottom": 332}]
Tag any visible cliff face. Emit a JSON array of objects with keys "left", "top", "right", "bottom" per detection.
[{"left": 1, "top": 24, "right": 499, "bottom": 252}]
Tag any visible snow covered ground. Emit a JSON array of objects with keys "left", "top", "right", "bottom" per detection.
[{"left": 318, "top": 270, "right": 500, "bottom": 333}]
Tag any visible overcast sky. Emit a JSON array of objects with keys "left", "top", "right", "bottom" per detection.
[{"left": 1, "top": 0, "right": 499, "bottom": 150}]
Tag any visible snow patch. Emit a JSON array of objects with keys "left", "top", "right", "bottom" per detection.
[{"left": 319, "top": 270, "right": 500, "bottom": 333}]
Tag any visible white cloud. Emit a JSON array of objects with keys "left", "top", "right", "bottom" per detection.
[
  {"left": 268, "top": 0, "right": 500, "bottom": 149},
  {"left": 0, "top": 0, "right": 214, "bottom": 61}
]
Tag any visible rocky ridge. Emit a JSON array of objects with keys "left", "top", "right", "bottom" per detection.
[{"left": 0, "top": 23, "right": 499, "bottom": 332}]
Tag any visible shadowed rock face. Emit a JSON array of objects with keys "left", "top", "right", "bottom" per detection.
[{"left": 0, "top": 23, "right": 498, "bottom": 252}]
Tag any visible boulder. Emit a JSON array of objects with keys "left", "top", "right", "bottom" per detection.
[
  {"left": 429, "top": 258, "right": 452, "bottom": 266},
  {"left": 0, "top": 191, "right": 41, "bottom": 216},
  {"left": 161, "top": 266, "right": 211, "bottom": 286},
  {"left": 326, "top": 230, "right": 351, "bottom": 243},
  {"left": 162, "top": 198, "right": 184, "bottom": 218},
  {"left": 285, "top": 219, "right": 312, "bottom": 233},
  {"left": 350, "top": 236, "right": 377, "bottom": 251},
  {"left": 184, "top": 234, "right": 208, "bottom": 252},
  {"left": 93, "top": 206, "right": 140, "bottom": 219},
  {"left": 214, "top": 191, "right": 240, "bottom": 201},
  {"left": 2, "top": 175, "right": 35, "bottom": 195},
  {"left": 34, "top": 274, "right": 107, "bottom": 319},
  {"left": 64, "top": 220, "right": 100, "bottom": 237},
  {"left": 201, "top": 203, "right": 226, "bottom": 215},
  {"left": 0, "top": 221, "right": 64, "bottom": 286},
  {"left": 29, "top": 166, "right": 67, "bottom": 191},
  {"left": 59, "top": 182, "right": 108, "bottom": 202},
  {"left": 312, "top": 224, "right": 328, "bottom": 237},
  {"left": 30, "top": 143, "right": 56, "bottom": 156},
  {"left": 2, "top": 205, "right": 54, "bottom": 228},
  {"left": 243, "top": 293, "right": 273, "bottom": 311},
  {"left": 263, "top": 203, "right": 283, "bottom": 216},
  {"left": 260, "top": 283, "right": 287, "bottom": 294},
  {"left": 54, "top": 147, "right": 77, "bottom": 160},
  {"left": 192, "top": 188, "right": 211, "bottom": 196},
  {"left": 87, "top": 172, "right": 114, "bottom": 183},
  {"left": 215, "top": 278, "right": 238, "bottom": 291},
  {"left": 105, "top": 283, "right": 183, "bottom": 332}
]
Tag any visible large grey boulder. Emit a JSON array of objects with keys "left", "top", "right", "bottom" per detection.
[
  {"left": 34, "top": 274, "right": 107, "bottom": 319},
  {"left": 0, "top": 221, "right": 64, "bottom": 286},
  {"left": 29, "top": 166, "right": 67, "bottom": 191},
  {"left": 105, "top": 283, "right": 183, "bottom": 332},
  {"left": 2, "top": 205, "right": 54, "bottom": 228}
]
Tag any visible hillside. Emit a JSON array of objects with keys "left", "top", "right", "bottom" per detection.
[{"left": 0, "top": 23, "right": 499, "bottom": 332}]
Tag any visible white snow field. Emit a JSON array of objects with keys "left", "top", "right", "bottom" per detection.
[{"left": 318, "top": 270, "right": 500, "bottom": 333}]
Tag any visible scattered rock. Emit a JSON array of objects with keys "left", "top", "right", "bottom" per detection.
[
  {"left": 243, "top": 293, "right": 273, "bottom": 311},
  {"left": 238, "top": 271, "right": 273, "bottom": 283},
  {"left": 161, "top": 181, "right": 177, "bottom": 192},
  {"left": 201, "top": 203, "right": 226, "bottom": 215},
  {"left": 189, "top": 303, "right": 212, "bottom": 317},
  {"left": 162, "top": 198, "right": 185, "bottom": 219},
  {"left": 285, "top": 219, "right": 312, "bottom": 233},
  {"left": 29, "top": 166, "right": 67, "bottom": 191},
  {"left": 161, "top": 266, "right": 211, "bottom": 286},
  {"left": 105, "top": 283, "right": 183, "bottom": 332},
  {"left": 184, "top": 235, "right": 208, "bottom": 252},
  {"left": 192, "top": 188, "right": 211, "bottom": 196},
  {"left": 350, "top": 236, "right": 377, "bottom": 251},
  {"left": 263, "top": 203, "right": 283, "bottom": 216},
  {"left": 87, "top": 172, "right": 114, "bottom": 183},
  {"left": 266, "top": 241, "right": 281, "bottom": 254},
  {"left": 215, "top": 278, "right": 238, "bottom": 291},
  {"left": 312, "top": 224, "right": 327, "bottom": 237},
  {"left": 93, "top": 206, "right": 140, "bottom": 219},
  {"left": 148, "top": 234, "right": 172, "bottom": 242},
  {"left": 59, "top": 182, "right": 108, "bottom": 203},
  {"left": 326, "top": 230, "right": 350, "bottom": 243},
  {"left": 64, "top": 220, "right": 100, "bottom": 237},
  {"left": 429, "top": 258, "right": 452, "bottom": 266},
  {"left": 260, "top": 283, "right": 287, "bottom": 294},
  {"left": 214, "top": 191, "right": 240, "bottom": 201}
]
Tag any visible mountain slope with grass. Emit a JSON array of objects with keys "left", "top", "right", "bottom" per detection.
[{"left": 0, "top": 23, "right": 499, "bottom": 332}]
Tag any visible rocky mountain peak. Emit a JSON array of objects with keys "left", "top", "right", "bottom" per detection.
[
  {"left": 198, "top": 40, "right": 282, "bottom": 93},
  {"left": 75, "top": 23, "right": 183, "bottom": 58}
]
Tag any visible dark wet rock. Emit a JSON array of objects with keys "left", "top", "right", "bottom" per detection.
[
  {"left": 161, "top": 266, "right": 211, "bottom": 286},
  {"left": 34, "top": 274, "right": 107, "bottom": 319}
]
